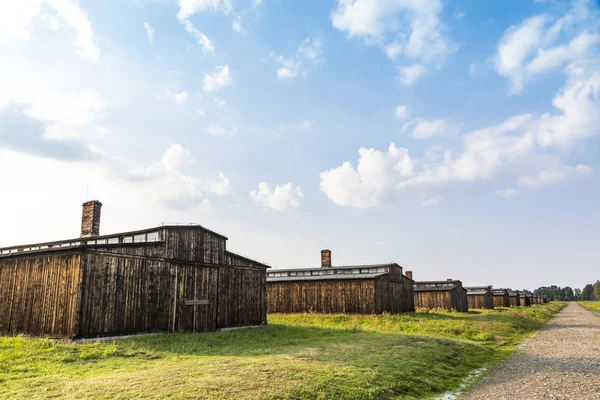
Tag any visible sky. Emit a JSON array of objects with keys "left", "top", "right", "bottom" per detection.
[{"left": 0, "top": 0, "right": 599, "bottom": 291}]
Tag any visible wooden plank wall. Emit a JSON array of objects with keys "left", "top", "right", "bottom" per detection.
[
  {"left": 79, "top": 252, "right": 221, "bottom": 336},
  {"left": 509, "top": 295, "right": 521, "bottom": 307},
  {"left": 467, "top": 293, "right": 494, "bottom": 309},
  {"left": 374, "top": 277, "right": 415, "bottom": 313},
  {"left": 520, "top": 297, "right": 531, "bottom": 306},
  {"left": 414, "top": 291, "right": 453, "bottom": 310},
  {"left": 493, "top": 293, "right": 510, "bottom": 308},
  {"left": 217, "top": 266, "right": 266, "bottom": 328},
  {"left": 163, "top": 228, "right": 226, "bottom": 264},
  {"left": 0, "top": 252, "right": 82, "bottom": 336},
  {"left": 267, "top": 280, "right": 376, "bottom": 314},
  {"left": 451, "top": 289, "right": 469, "bottom": 312}
]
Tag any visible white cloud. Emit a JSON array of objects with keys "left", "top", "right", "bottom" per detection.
[
  {"left": 205, "top": 124, "right": 236, "bottom": 136},
  {"left": 203, "top": 65, "right": 232, "bottom": 92},
  {"left": 27, "top": 90, "right": 102, "bottom": 128},
  {"left": 402, "top": 117, "right": 447, "bottom": 139},
  {"left": 332, "top": 0, "right": 453, "bottom": 84},
  {"left": 469, "top": 63, "right": 477, "bottom": 75},
  {"left": 495, "top": 188, "right": 519, "bottom": 199},
  {"left": 250, "top": 182, "right": 304, "bottom": 210},
  {"left": 209, "top": 172, "right": 232, "bottom": 195},
  {"left": 232, "top": 17, "right": 242, "bottom": 33},
  {"left": 163, "top": 82, "right": 190, "bottom": 105},
  {"left": 535, "top": 66, "right": 600, "bottom": 148},
  {"left": 174, "top": 91, "right": 189, "bottom": 104},
  {"left": 143, "top": 22, "right": 154, "bottom": 45},
  {"left": 213, "top": 97, "right": 226, "bottom": 107},
  {"left": 320, "top": 143, "right": 413, "bottom": 208},
  {"left": 274, "top": 37, "right": 323, "bottom": 80},
  {"left": 494, "top": 1, "right": 599, "bottom": 93},
  {"left": 278, "top": 120, "right": 313, "bottom": 131},
  {"left": 131, "top": 144, "right": 232, "bottom": 209},
  {"left": 421, "top": 195, "right": 442, "bottom": 206},
  {"left": 184, "top": 19, "right": 215, "bottom": 54},
  {"left": 196, "top": 109, "right": 205, "bottom": 116},
  {"left": 322, "top": 59, "right": 600, "bottom": 206},
  {"left": 0, "top": 0, "right": 100, "bottom": 62},
  {"left": 176, "top": 0, "right": 232, "bottom": 21},
  {"left": 518, "top": 164, "right": 592, "bottom": 187},
  {"left": 395, "top": 105, "right": 408, "bottom": 120},
  {"left": 160, "top": 144, "right": 195, "bottom": 172},
  {"left": 454, "top": 11, "right": 465, "bottom": 19},
  {"left": 397, "top": 64, "right": 426, "bottom": 86}
]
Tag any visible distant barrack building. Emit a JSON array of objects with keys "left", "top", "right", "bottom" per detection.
[
  {"left": 0, "top": 201, "right": 269, "bottom": 338},
  {"left": 266, "top": 250, "right": 414, "bottom": 314},
  {"left": 520, "top": 290, "right": 533, "bottom": 307},
  {"left": 491, "top": 288, "right": 511, "bottom": 308},
  {"left": 508, "top": 290, "right": 522, "bottom": 307},
  {"left": 464, "top": 286, "right": 494, "bottom": 309},
  {"left": 413, "top": 278, "right": 469, "bottom": 312}
]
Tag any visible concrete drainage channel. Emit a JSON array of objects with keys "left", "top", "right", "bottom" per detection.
[
  {"left": 74, "top": 326, "right": 264, "bottom": 344},
  {"left": 435, "top": 367, "right": 488, "bottom": 400}
]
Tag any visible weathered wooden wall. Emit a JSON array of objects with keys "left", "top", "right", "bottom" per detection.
[
  {"left": 163, "top": 227, "right": 226, "bottom": 264},
  {"left": 0, "top": 252, "right": 83, "bottom": 336},
  {"left": 79, "top": 251, "right": 266, "bottom": 337},
  {"left": 79, "top": 252, "right": 219, "bottom": 336},
  {"left": 374, "top": 276, "right": 414, "bottom": 313},
  {"left": 509, "top": 295, "right": 521, "bottom": 307},
  {"left": 521, "top": 296, "right": 531, "bottom": 307},
  {"left": 414, "top": 291, "right": 452, "bottom": 310},
  {"left": 267, "top": 280, "right": 377, "bottom": 314},
  {"left": 493, "top": 293, "right": 510, "bottom": 308},
  {"left": 467, "top": 293, "right": 494, "bottom": 309},
  {"left": 0, "top": 224, "right": 267, "bottom": 338},
  {"left": 415, "top": 289, "right": 468, "bottom": 312},
  {"left": 217, "top": 265, "right": 266, "bottom": 328}
]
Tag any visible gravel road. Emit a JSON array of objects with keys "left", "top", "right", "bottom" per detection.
[{"left": 461, "top": 302, "right": 600, "bottom": 399}]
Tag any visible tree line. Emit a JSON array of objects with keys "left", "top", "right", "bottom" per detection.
[{"left": 534, "top": 281, "right": 600, "bottom": 301}]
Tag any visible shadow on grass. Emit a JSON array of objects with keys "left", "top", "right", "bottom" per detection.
[{"left": 1, "top": 325, "right": 499, "bottom": 400}]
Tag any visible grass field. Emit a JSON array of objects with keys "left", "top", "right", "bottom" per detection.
[
  {"left": 579, "top": 301, "right": 600, "bottom": 313},
  {"left": 0, "top": 303, "right": 564, "bottom": 400}
]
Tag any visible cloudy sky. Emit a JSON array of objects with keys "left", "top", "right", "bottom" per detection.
[{"left": 1, "top": 0, "right": 599, "bottom": 290}]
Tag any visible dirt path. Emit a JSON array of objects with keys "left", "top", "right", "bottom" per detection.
[{"left": 461, "top": 303, "right": 600, "bottom": 399}]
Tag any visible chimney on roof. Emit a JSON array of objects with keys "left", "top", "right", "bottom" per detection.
[
  {"left": 81, "top": 200, "right": 102, "bottom": 238},
  {"left": 405, "top": 271, "right": 413, "bottom": 280},
  {"left": 321, "top": 249, "right": 331, "bottom": 268},
  {"left": 447, "top": 278, "right": 453, "bottom": 282}
]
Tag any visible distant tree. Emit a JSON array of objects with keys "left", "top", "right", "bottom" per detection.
[
  {"left": 583, "top": 284, "right": 594, "bottom": 301},
  {"left": 594, "top": 281, "right": 600, "bottom": 300},
  {"left": 574, "top": 288, "right": 582, "bottom": 300},
  {"left": 562, "top": 287, "right": 574, "bottom": 301}
]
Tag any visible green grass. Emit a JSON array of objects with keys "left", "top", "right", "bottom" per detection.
[
  {"left": 579, "top": 301, "right": 600, "bottom": 313},
  {"left": 0, "top": 303, "right": 564, "bottom": 400}
]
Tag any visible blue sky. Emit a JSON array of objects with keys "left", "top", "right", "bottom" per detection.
[{"left": 0, "top": 0, "right": 599, "bottom": 290}]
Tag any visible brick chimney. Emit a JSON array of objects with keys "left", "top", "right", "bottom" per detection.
[
  {"left": 321, "top": 249, "right": 331, "bottom": 268},
  {"left": 447, "top": 278, "right": 453, "bottom": 282},
  {"left": 405, "top": 271, "right": 413, "bottom": 280},
  {"left": 81, "top": 200, "right": 102, "bottom": 237}
]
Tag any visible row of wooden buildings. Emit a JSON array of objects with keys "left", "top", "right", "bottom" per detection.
[
  {"left": 0, "top": 201, "right": 547, "bottom": 338},
  {"left": 266, "top": 266, "right": 546, "bottom": 314}
]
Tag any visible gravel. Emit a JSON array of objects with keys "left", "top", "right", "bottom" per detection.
[{"left": 461, "top": 302, "right": 600, "bottom": 399}]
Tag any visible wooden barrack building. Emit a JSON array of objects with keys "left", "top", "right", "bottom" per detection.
[
  {"left": 465, "top": 286, "right": 494, "bottom": 310},
  {"left": 491, "top": 288, "right": 510, "bottom": 308},
  {"left": 508, "top": 290, "right": 521, "bottom": 307},
  {"left": 0, "top": 201, "right": 269, "bottom": 338},
  {"left": 266, "top": 250, "right": 414, "bottom": 314},
  {"left": 413, "top": 278, "right": 469, "bottom": 312},
  {"left": 520, "top": 290, "right": 532, "bottom": 307}
]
